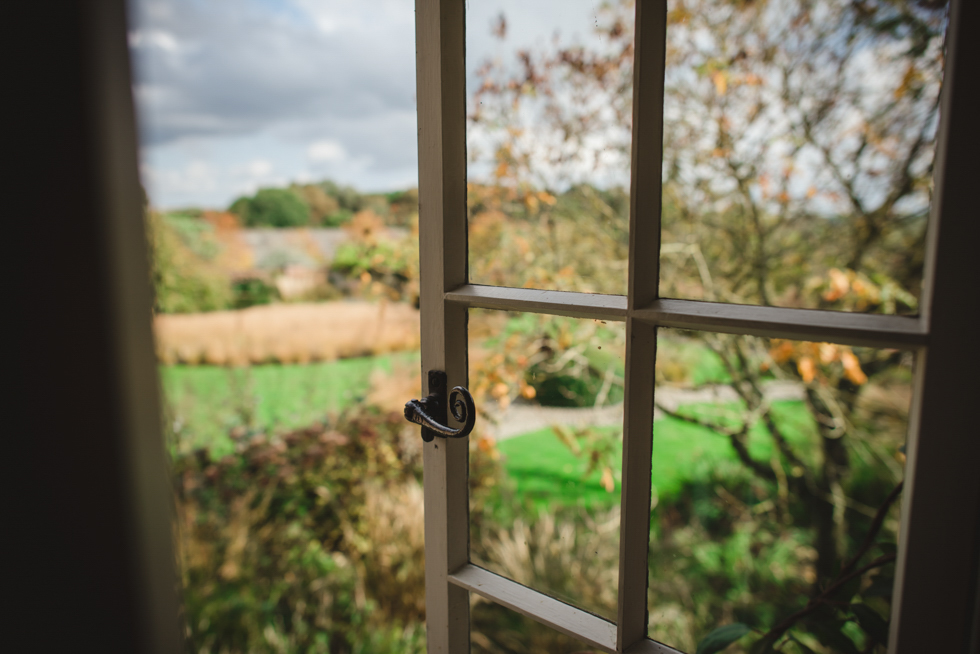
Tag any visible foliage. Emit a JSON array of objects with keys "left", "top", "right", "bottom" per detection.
[
  {"left": 468, "top": 183, "right": 629, "bottom": 294},
  {"left": 385, "top": 188, "right": 420, "bottom": 227},
  {"left": 470, "top": 0, "right": 944, "bottom": 309},
  {"left": 231, "top": 276, "right": 279, "bottom": 309},
  {"left": 173, "top": 406, "right": 426, "bottom": 653},
  {"left": 224, "top": 180, "right": 417, "bottom": 228},
  {"left": 697, "top": 623, "right": 752, "bottom": 654},
  {"left": 147, "top": 211, "right": 233, "bottom": 314},
  {"left": 161, "top": 353, "right": 417, "bottom": 454},
  {"left": 465, "top": 0, "right": 936, "bottom": 648},
  {"left": 471, "top": 312, "right": 625, "bottom": 411},
  {"left": 322, "top": 208, "right": 355, "bottom": 227},
  {"left": 155, "top": 1, "right": 944, "bottom": 647},
  {"left": 319, "top": 180, "right": 365, "bottom": 213},
  {"left": 290, "top": 183, "right": 340, "bottom": 225},
  {"left": 165, "top": 212, "right": 223, "bottom": 259},
  {"left": 230, "top": 188, "right": 311, "bottom": 228},
  {"left": 170, "top": 377, "right": 513, "bottom": 654},
  {"left": 330, "top": 211, "right": 420, "bottom": 304}
]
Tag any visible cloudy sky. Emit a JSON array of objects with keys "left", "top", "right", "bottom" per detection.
[{"left": 129, "top": 0, "right": 608, "bottom": 209}]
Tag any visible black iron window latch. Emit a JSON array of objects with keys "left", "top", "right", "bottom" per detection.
[{"left": 404, "top": 370, "right": 476, "bottom": 442}]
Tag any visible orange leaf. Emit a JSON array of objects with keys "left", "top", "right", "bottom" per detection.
[
  {"left": 770, "top": 340, "right": 795, "bottom": 364},
  {"left": 711, "top": 70, "right": 727, "bottom": 95},
  {"left": 841, "top": 351, "right": 868, "bottom": 385},
  {"left": 601, "top": 467, "right": 615, "bottom": 493},
  {"left": 823, "top": 268, "right": 850, "bottom": 302},
  {"left": 798, "top": 357, "right": 816, "bottom": 383}
]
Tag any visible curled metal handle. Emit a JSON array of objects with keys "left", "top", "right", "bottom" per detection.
[{"left": 404, "top": 371, "right": 476, "bottom": 441}]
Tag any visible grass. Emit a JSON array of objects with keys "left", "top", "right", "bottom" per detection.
[
  {"left": 497, "top": 425, "right": 624, "bottom": 511},
  {"left": 496, "top": 400, "right": 818, "bottom": 512},
  {"left": 160, "top": 333, "right": 814, "bottom": 507},
  {"left": 161, "top": 351, "right": 419, "bottom": 454}
]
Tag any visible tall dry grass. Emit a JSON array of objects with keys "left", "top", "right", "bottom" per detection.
[
  {"left": 154, "top": 300, "right": 419, "bottom": 365},
  {"left": 347, "top": 482, "right": 428, "bottom": 621},
  {"left": 475, "top": 509, "right": 621, "bottom": 621}
]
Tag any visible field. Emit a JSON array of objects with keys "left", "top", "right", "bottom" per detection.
[
  {"left": 155, "top": 203, "right": 912, "bottom": 652},
  {"left": 155, "top": 300, "right": 420, "bottom": 365},
  {"left": 161, "top": 351, "right": 420, "bottom": 454},
  {"left": 161, "top": 343, "right": 818, "bottom": 509},
  {"left": 160, "top": 302, "right": 910, "bottom": 654},
  {"left": 497, "top": 399, "right": 816, "bottom": 512}
]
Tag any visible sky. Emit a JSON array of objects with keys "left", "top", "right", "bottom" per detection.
[{"left": 129, "top": 0, "right": 609, "bottom": 209}]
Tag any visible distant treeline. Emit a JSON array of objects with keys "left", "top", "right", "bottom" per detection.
[{"left": 224, "top": 181, "right": 419, "bottom": 229}]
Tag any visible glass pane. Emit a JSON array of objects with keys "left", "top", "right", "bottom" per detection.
[
  {"left": 466, "top": 1, "right": 633, "bottom": 294},
  {"left": 473, "top": 604, "right": 605, "bottom": 653},
  {"left": 649, "top": 328, "right": 910, "bottom": 653},
  {"left": 658, "top": 0, "right": 947, "bottom": 314},
  {"left": 469, "top": 309, "right": 625, "bottom": 620}
]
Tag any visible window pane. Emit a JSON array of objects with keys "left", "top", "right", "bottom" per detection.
[
  {"left": 469, "top": 309, "right": 625, "bottom": 620},
  {"left": 649, "top": 328, "right": 910, "bottom": 652},
  {"left": 466, "top": 1, "right": 633, "bottom": 294},
  {"left": 658, "top": 0, "right": 946, "bottom": 314}
]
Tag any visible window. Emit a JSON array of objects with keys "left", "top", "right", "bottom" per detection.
[{"left": 414, "top": 0, "right": 980, "bottom": 652}]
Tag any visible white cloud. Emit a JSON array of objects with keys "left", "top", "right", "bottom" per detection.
[
  {"left": 307, "top": 139, "right": 346, "bottom": 163},
  {"left": 244, "top": 158, "right": 274, "bottom": 177},
  {"left": 290, "top": 0, "right": 341, "bottom": 33},
  {"left": 129, "top": 0, "right": 607, "bottom": 207},
  {"left": 230, "top": 158, "right": 287, "bottom": 196},
  {"left": 128, "top": 28, "right": 181, "bottom": 52}
]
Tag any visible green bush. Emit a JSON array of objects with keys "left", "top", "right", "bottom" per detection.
[
  {"left": 173, "top": 408, "right": 426, "bottom": 653},
  {"left": 330, "top": 232, "right": 419, "bottom": 304},
  {"left": 171, "top": 398, "right": 506, "bottom": 653},
  {"left": 147, "top": 212, "right": 232, "bottom": 313},
  {"left": 230, "top": 188, "right": 311, "bottom": 228},
  {"left": 231, "top": 277, "right": 278, "bottom": 309},
  {"left": 291, "top": 184, "right": 340, "bottom": 225},
  {"left": 319, "top": 180, "right": 364, "bottom": 213},
  {"left": 322, "top": 208, "right": 354, "bottom": 227}
]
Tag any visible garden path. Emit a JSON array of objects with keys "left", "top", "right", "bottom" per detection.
[{"left": 486, "top": 380, "right": 805, "bottom": 441}]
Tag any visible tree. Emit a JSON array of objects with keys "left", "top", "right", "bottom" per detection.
[
  {"left": 469, "top": 0, "right": 947, "bottom": 649},
  {"left": 146, "top": 211, "right": 232, "bottom": 313},
  {"left": 471, "top": 0, "right": 944, "bottom": 308},
  {"left": 229, "top": 187, "right": 311, "bottom": 228},
  {"left": 291, "top": 183, "right": 339, "bottom": 225}
]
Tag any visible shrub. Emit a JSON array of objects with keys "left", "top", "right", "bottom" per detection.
[
  {"left": 322, "top": 208, "right": 354, "bottom": 227},
  {"left": 384, "top": 189, "right": 419, "bottom": 227},
  {"left": 147, "top": 211, "right": 232, "bottom": 314},
  {"left": 231, "top": 277, "right": 278, "bottom": 309},
  {"left": 330, "top": 211, "right": 419, "bottom": 304},
  {"left": 230, "top": 188, "right": 311, "bottom": 228},
  {"left": 170, "top": 384, "right": 510, "bottom": 653},
  {"left": 291, "top": 184, "right": 339, "bottom": 225},
  {"left": 319, "top": 180, "right": 364, "bottom": 213},
  {"left": 172, "top": 408, "right": 428, "bottom": 653}
]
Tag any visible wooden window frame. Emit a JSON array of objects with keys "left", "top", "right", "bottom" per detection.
[{"left": 415, "top": 0, "right": 980, "bottom": 652}]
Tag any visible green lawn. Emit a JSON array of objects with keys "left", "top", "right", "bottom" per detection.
[
  {"left": 497, "top": 401, "right": 818, "bottom": 511},
  {"left": 160, "top": 351, "right": 419, "bottom": 454},
  {"left": 159, "top": 336, "right": 814, "bottom": 509}
]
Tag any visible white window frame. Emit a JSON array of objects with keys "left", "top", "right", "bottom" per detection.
[{"left": 414, "top": 0, "right": 980, "bottom": 652}]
